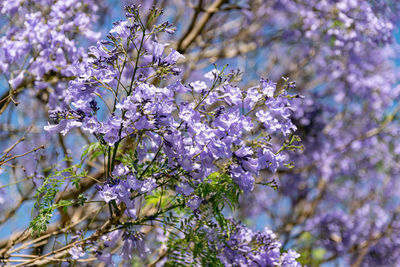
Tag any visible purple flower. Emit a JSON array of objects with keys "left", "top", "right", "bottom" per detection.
[
  {"left": 204, "top": 69, "right": 220, "bottom": 80},
  {"left": 102, "top": 230, "right": 123, "bottom": 248},
  {"left": 163, "top": 48, "right": 184, "bottom": 65},
  {"left": 44, "top": 119, "right": 82, "bottom": 136},
  {"left": 140, "top": 178, "right": 157, "bottom": 194},
  {"left": 187, "top": 195, "right": 203, "bottom": 210},
  {"left": 9, "top": 71, "right": 25, "bottom": 89},
  {"left": 69, "top": 245, "right": 85, "bottom": 260},
  {"left": 189, "top": 81, "right": 207, "bottom": 94},
  {"left": 112, "top": 163, "right": 130, "bottom": 177},
  {"left": 127, "top": 174, "right": 142, "bottom": 191},
  {"left": 81, "top": 116, "right": 99, "bottom": 133},
  {"left": 230, "top": 165, "right": 255, "bottom": 193},
  {"left": 281, "top": 250, "right": 302, "bottom": 267},
  {"left": 152, "top": 41, "right": 169, "bottom": 63},
  {"left": 176, "top": 182, "right": 194, "bottom": 196},
  {"left": 121, "top": 232, "right": 150, "bottom": 260},
  {"left": 110, "top": 21, "right": 131, "bottom": 38},
  {"left": 99, "top": 184, "right": 118, "bottom": 203}
]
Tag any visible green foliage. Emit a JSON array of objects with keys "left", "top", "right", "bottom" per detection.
[
  {"left": 162, "top": 214, "right": 225, "bottom": 267},
  {"left": 296, "top": 231, "right": 328, "bottom": 265},
  {"left": 196, "top": 172, "right": 240, "bottom": 215},
  {"left": 160, "top": 172, "right": 242, "bottom": 266},
  {"left": 81, "top": 141, "right": 105, "bottom": 161},
  {"left": 276, "top": 134, "right": 303, "bottom": 154},
  {"left": 257, "top": 178, "right": 279, "bottom": 190},
  {"left": 29, "top": 162, "right": 88, "bottom": 236}
]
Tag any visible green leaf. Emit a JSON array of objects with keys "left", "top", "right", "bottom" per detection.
[{"left": 312, "top": 248, "right": 326, "bottom": 261}]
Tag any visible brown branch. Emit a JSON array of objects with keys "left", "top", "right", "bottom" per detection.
[
  {"left": 177, "top": 0, "right": 227, "bottom": 53},
  {"left": 1, "top": 145, "right": 45, "bottom": 166}
]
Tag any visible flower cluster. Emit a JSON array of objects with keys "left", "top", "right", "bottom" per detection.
[
  {"left": 97, "top": 229, "right": 149, "bottom": 264},
  {"left": 157, "top": 213, "right": 302, "bottom": 266},
  {"left": 216, "top": 222, "right": 301, "bottom": 267},
  {"left": 0, "top": 0, "right": 100, "bottom": 109},
  {"left": 42, "top": 5, "right": 301, "bottom": 264},
  {"left": 0, "top": 0, "right": 103, "bottom": 213},
  {"left": 226, "top": 1, "right": 400, "bottom": 265},
  {"left": 46, "top": 6, "right": 298, "bottom": 198}
]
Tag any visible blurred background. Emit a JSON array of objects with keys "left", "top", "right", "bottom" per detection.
[{"left": 1, "top": 0, "right": 400, "bottom": 266}]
